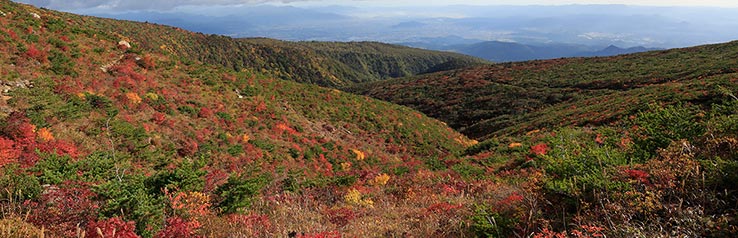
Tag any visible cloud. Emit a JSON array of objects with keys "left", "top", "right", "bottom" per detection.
[{"left": 16, "top": 0, "right": 312, "bottom": 11}]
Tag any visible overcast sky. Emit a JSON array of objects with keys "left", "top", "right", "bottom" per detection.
[{"left": 15, "top": 0, "right": 738, "bottom": 11}]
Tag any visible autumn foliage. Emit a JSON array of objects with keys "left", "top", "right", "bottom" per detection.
[{"left": 1, "top": 1, "right": 737, "bottom": 237}]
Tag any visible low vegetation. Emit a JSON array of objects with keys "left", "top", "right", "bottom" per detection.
[{"left": 0, "top": 1, "right": 736, "bottom": 237}]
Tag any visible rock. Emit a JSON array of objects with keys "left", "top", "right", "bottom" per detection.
[
  {"left": 118, "top": 40, "right": 131, "bottom": 49},
  {"left": 30, "top": 12, "right": 40, "bottom": 19},
  {"left": 0, "top": 11, "right": 6, "bottom": 17}
]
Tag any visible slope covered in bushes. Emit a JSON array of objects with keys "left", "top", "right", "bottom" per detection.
[
  {"left": 59, "top": 13, "right": 487, "bottom": 88},
  {"left": 2, "top": 1, "right": 738, "bottom": 237},
  {"left": 351, "top": 41, "right": 738, "bottom": 139},
  {"left": 0, "top": 2, "right": 476, "bottom": 237}
]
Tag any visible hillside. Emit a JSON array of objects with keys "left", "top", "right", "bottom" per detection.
[
  {"left": 0, "top": 2, "right": 477, "bottom": 237},
  {"left": 349, "top": 39, "right": 738, "bottom": 237},
  {"left": 2, "top": 1, "right": 738, "bottom": 237},
  {"left": 351, "top": 41, "right": 738, "bottom": 139},
  {"left": 56, "top": 14, "right": 487, "bottom": 88}
]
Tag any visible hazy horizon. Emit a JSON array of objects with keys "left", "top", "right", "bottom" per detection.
[
  {"left": 14, "top": 0, "right": 738, "bottom": 11},
  {"left": 13, "top": 0, "right": 738, "bottom": 57}
]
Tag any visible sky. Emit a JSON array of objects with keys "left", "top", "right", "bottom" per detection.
[{"left": 15, "top": 0, "right": 738, "bottom": 11}]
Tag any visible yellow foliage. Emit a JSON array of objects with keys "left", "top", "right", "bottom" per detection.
[
  {"left": 145, "top": 92, "right": 159, "bottom": 100},
  {"left": 508, "top": 142, "right": 523, "bottom": 148},
  {"left": 241, "top": 134, "right": 250, "bottom": 143},
  {"left": 344, "top": 188, "right": 374, "bottom": 208},
  {"left": 455, "top": 136, "right": 478, "bottom": 147},
  {"left": 351, "top": 149, "right": 365, "bottom": 161},
  {"left": 36, "top": 128, "right": 54, "bottom": 142},
  {"left": 370, "top": 173, "right": 390, "bottom": 186},
  {"left": 340, "top": 162, "right": 352, "bottom": 171},
  {"left": 125, "top": 92, "right": 142, "bottom": 105}
]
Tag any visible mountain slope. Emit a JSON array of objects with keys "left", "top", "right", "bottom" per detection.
[
  {"left": 0, "top": 2, "right": 476, "bottom": 237},
  {"left": 57, "top": 14, "right": 487, "bottom": 87},
  {"left": 351, "top": 41, "right": 738, "bottom": 139},
  {"left": 3, "top": 2, "right": 738, "bottom": 237}
]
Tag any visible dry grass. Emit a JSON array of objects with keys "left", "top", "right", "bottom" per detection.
[{"left": 0, "top": 217, "right": 44, "bottom": 238}]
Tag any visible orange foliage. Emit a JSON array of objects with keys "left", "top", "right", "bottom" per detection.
[
  {"left": 36, "top": 127, "right": 54, "bottom": 142},
  {"left": 169, "top": 191, "right": 212, "bottom": 218},
  {"left": 595, "top": 133, "right": 604, "bottom": 144},
  {"left": 350, "top": 149, "right": 365, "bottom": 161},
  {"left": 508, "top": 142, "right": 523, "bottom": 148},
  {"left": 240, "top": 134, "right": 250, "bottom": 143},
  {"left": 125, "top": 92, "right": 142, "bottom": 105}
]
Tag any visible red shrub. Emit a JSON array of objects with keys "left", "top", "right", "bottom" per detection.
[
  {"left": 0, "top": 137, "right": 20, "bottom": 167},
  {"left": 623, "top": 169, "right": 650, "bottom": 185},
  {"left": 255, "top": 100, "right": 267, "bottom": 113},
  {"left": 198, "top": 107, "right": 214, "bottom": 118},
  {"left": 25, "top": 44, "right": 46, "bottom": 62},
  {"left": 426, "top": 202, "right": 463, "bottom": 215},
  {"left": 7, "top": 29, "right": 18, "bottom": 40},
  {"left": 323, "top": 207, "right": 355, "bottom": 227},
  {"left": 39, "top": 140, "right": 80, "bottom": 159},
  {"left": 86, "top": 217, "right": 140, "bottom": 238},
  {"left": 28, "top": 181, "right": 100, "bottom": 237},
  {"left": 497, "top": 192, "right": 524, "bottom": 208},
  {"left": 152, "top": 112, "right": 166, "bottom": 124},
  {"left": 178, "top": 139, "right": 199, "bottom": 157},
  {"left": 155, "top": 217, "right": 201, "bottom": 238},
  {"left": 3, "top": 113, "right": 37, "bottom": 145},
  {"left": 315, "top": 154, "right": 333, "bottom": 177},
  {"left": 204, "top": 169, "right": 229, "bottom": 193},
  {"left": 530, "top": 143, "right": 549, "bottom": 156}
]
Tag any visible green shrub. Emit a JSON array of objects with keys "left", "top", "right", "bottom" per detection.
[
  {"left": 470, "top": 204, "right": 517, "bottom": 238},
  {"left": 226, "top": 144, "right": 244, "bottom": 156},
  {"left": 30, "top": 153, "right": 79, "bottom": 185},
  {"left": 0, "top": 165, "right": 41, "bottom": 201},
  {"left": 632, "top": 103, "right": 705, "bottom": 161},
  {"left": 452, "top": 162, "right": 485, "bottom": 180},
  {"left": 541, "top": 129, "right": 629, "bottom": 197},
  {"left": 177, "top": 105, "right": 198, "bottom": 116},
  {"left": 95, "top": 174, "right": 165, "bottom": 238},
  {"left": 145, "top": 158, "right": 206, "bottom": 193},
  {"left": 48, "top": 50, "right": 77, "bottom": 77},
  {"left": 215, "top": 175, "right": 269, "bottom": 214}
]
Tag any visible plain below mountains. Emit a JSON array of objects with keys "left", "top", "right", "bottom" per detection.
[{"left": 402, "top": 40, "right": 662, "bottom": 62}]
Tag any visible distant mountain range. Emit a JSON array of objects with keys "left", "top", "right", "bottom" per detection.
[
  {"left": 61, "top": 4, "right": 738, "bottom": 49},
  {"left": 401, "top": 40, "right": 662, "bottom": 62}
]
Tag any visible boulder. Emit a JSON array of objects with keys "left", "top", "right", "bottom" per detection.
[{"left": 118, "top": 40, "right": 131, "bottom": 50}]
